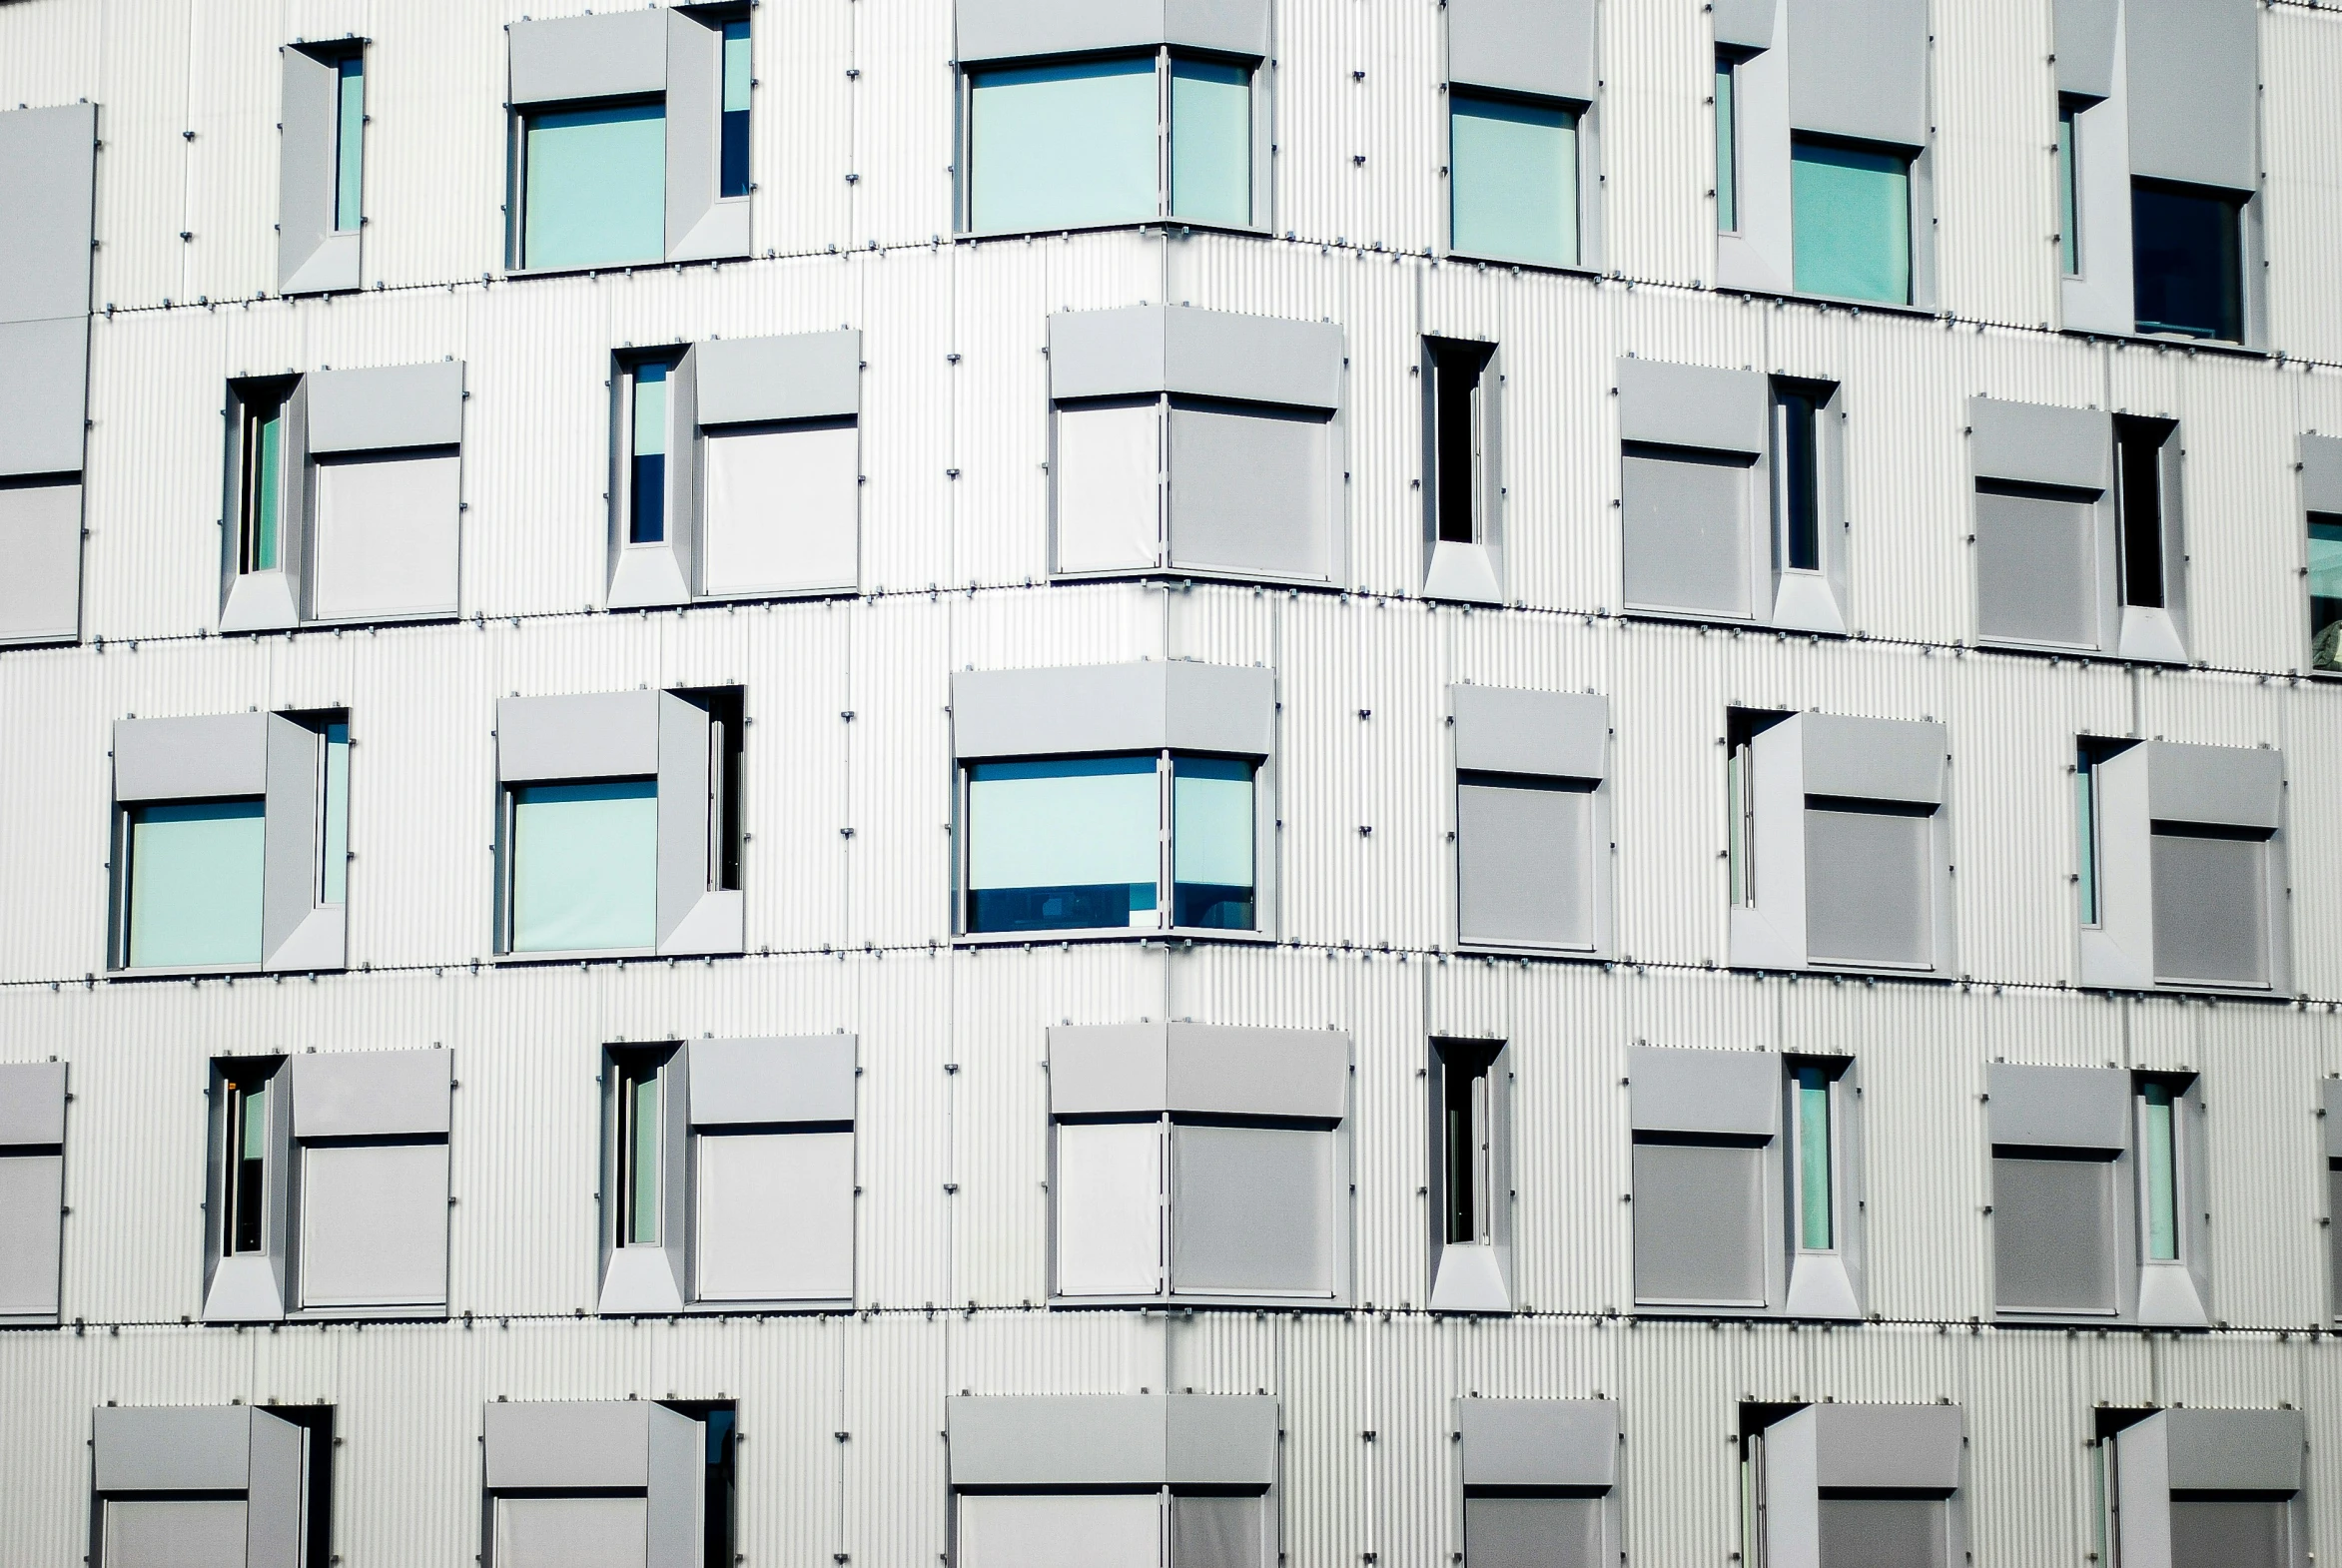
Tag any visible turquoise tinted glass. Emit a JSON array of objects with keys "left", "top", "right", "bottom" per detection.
[
  {"left": 524, "top": 102, "right": 666, "bottom": 269},
  {"left": 322, "top": 721, "right": 350, "bottom": 905},
  {"left": 968, "top": 755, "right": 1158, "bottom": 932},
  {"left": 722, "top": 23, "right": 751, "bottom": 113},
  {"left": 633, "top": 362, "right": 668, "bottom": 458},
  {"left": 2057, "top": 103, "right": 2078, "bottom": 277},
  {"left": 2143, "top": 1083, "right": 2177, "bottom": 1261},
  {"left": 511, "top": 780, "right": 659, "bottom": 952},
  {"left": 629, "top": 1068, "right": 661, "bottom": 1243},
  {"left": 1171, "top": 756, "right": 1253, "bottom": 929},
  {"left": 2076, "top": 747, "right": 2099, "bottom": 925},
  {"left": 1171, "top": 59, "right": 1249, "bottom": 225},
  {"left": 2310, "top": 519, "right": 2342, "bottom": 672},
  {"left": 1450, "top": 94, "right": 1576, "bottom": 267},
  {"left": 970, "top": 58, "right": 1157, "bottom": 233},
  {"left": 250, "top": 402, "right": 283, "bottom": 572},
  {"left": 336, "top": 54, "right": 365, "bottom": 232},
  {"left": 1791, "top": 138, "right": 1911, "bottom": 304},
  {"left": 1796, "top": 1067, "right": 1833, "bottom": 1249},
  {"left": 1715, "top": 60, "right": 1737, "bottom": 232},
  {"left": 128, "top": 800, "right": 267, "bottom": 968}
]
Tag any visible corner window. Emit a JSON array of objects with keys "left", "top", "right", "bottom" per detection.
[
  {"left": 1790, "top": 136, "right": 1912, "bottom": 305},
  {"left": 95, "top": 1406, "right": 335, "bottom": 1568},
  {"left": 1744, "top": 1405, "right": 1964, "bottom": 1568},
  {"left": 485, "top": 1401, "right": 738, "bottom": 1563},
  {"left": 720, "top": 19, "right": 751, "bottom": 198},
  {"left": 1449, "top": 92, "right": 1577, "bottom": 267},
  {"left": 1170, "top": 58, "right": 1250, "bottom": 225},
  {"left": 2312, "top": 512, "right": 2342, "bottom": 674},
  {"left": 2095, "top": 1409, "right": 2304, "bottom": 1568},
  {"left": 2132, "top": 181, "right": 2244, "bottom": 342},
  {"left": 521, "top": 99, "right": 667, "bottom": 270},
  {"left": 334, "top": 51, "right": 365, "bottom": 233},
  {"left": 1715, "top": 54, "right": 1738, "bottom": 234}
]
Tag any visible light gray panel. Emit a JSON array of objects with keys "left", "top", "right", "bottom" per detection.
[
  {"left": 508, "top": 10, "right": 668, "bottom": 105},
  {"left": 2165, "top": 1407, "right": 2306, "bottom": 1492},
  {"left": 1451, "top": 687, "right": 1609, "bottom": 780},
  {"left": 2151, "top": 832, "right": 2268, "bottom": 988},
  {"left": 947, "top": 1395, "right": 1169, "bottom": 1487},
  {"left": 653, "top": 689, "right": 713, "bottom": 950},
  {"left": 2170, "top": 1500, "right": 2288, "bottom": 1568},
  {"left": 687, "top": 1035, "right": 857, "bottom": 1126},
  {"left": 495, "top": 1497, "right": 649, "bottom": 1568},
  {"left": 1970, "top": 398, "right": 2111, "bottom": 491},
  {"left": 1456, "top": 1399, "right": 1619, "bottom": 1489},
  {"left": 1051, "top": 309, "right": 1168, "bottom": 400},
  {"left": 700, "top": 419, "right": 860, "bottom": 595},
  {"left": 1457, "top": 780, "right": 1592, "bottom": 950},
  {"left": 1167, "top": 401, "right": 1331, "bottom": 580},
  {"left": 1055, "top": 398, "right": 1162, "bottom": 574},
  {"left": 1631, "top": 1141, "right": 1767, "bottom": 1304},
  {"left": 643, "top": 1399, "right": 700, "bottom": 1568},
  {"left": 1974, "top": 491, "right": 2098, "bottom": 648},
  {"left": 952, "top": 661, "right": 1276, "bottom": 760},
  {"left": 2325, "top": 1081, "right": 2342, "bottom": 1162},
  {"left": 2331, "top": 1165, "right": 2342, "bottom": 1311},
  {"left": 1986, "top": 1064, "right": 2130, "bottom": 1151},
  {"left": 1462, "top": 1497, "right": 1603, "bottom": 1568},
  {"left": 692, "top": 1129, "right": 854, "bottom": 1300},
  {"left": 0, "top": 1061, "right": 66, "bottom": 1146},
  {"left": 1054, "top": 1120, "right": 1161, "bottom": 1296},
  {"left": 114, "top": 712, "right": 271, "bottom": 803},
  {"left": 1991, "top": 1155, "right": 2117, "bottom": 1311},
  {"left": 497, "top": 691, "right": 662, "bottom": 783},
  {"left": 1713, "top": 0, "right": 1779, "bottom": 49},
  {"left": 291, "top": 1047, "right": 449, "bottom": 1138},
  {"left": 1617, "top": 359, "right": 1769, "bottom": 453},
  {"left": 2303, "top": 434, "right": 2342, "bottom": 517},
  {"left": 0, "top": 316, "right": 89, "bottom": 476},
  {"left": 1621, "top": 451, "right": 1751, "bottom": 617},
  {"left": 305, "top": 362, "right": 464, "bottom": 454},
  {"left": 1627, "top": 1046, "right": 1780, "bottom": 1138},
  {"left": 663, "top": 346, "right": 703, "bottom": 604},
  {"left": 278, "top": 47, "right": 343, "bottom": 293},
  {"left": 103, "top": 1499, "right": 249, "bottom": 1568},
  {"left": 261, "top": 714, "right": 323, "bottom": 965},
  {"left": 1173, "top": 1494, "right": 1267, "bottom": 1568},
  {"left": 696, "top": 331, "right": 861, "bottom": 425},
  {"left": 1165, "top": 1024, "right": 1348, "bottom": 1121},
  {"left": 1803, "top": 804, "right": 1931, "bottom": 967},
  {"left": 2146, "top": 741, "right": 2283, "bottom": 831},
  {"left": 1171, "top": 1125, "right": 1335, "bottom": 1295},
  {"left": 245, "top": 1405, "right": 309, "bottom": 1568},
  {"left": 1787, "top": 0, "right": 1931, "bottom": 148},
  {"left": 1800, "top": 714, "right": 1947, "bottom": 806},
  {"left": 1050, "top": 1025, "right": 1171, "bottom": 1117},
  {"left": 94, "top": 1406, "right": 254, "bottom": 1491},
  {"left": 483, "top": 1400, "right": 655, "bottom": 1490},
  {"left": 1166, "top": 1395, "right": 1280, "bottom": 1485},
  {"left": 0, "top": 478, "right": 82, "bottom": 642},
  {"left": 298, "top": 1143, "right": 449, "bottom": 1308},
  {"left": 310, "top": 450, "right": 463, "bottom": 621},
  {"left": 2054, "top": 0, "right": 2120, "bottom": 98},
  {"left": 956, "top": 1493, "right": 1160, "bottom": 1568},
  {"left": 1446, "top": 0, "right": 1596, "bottom": 102},
  {"left": 1051, "top": 308, "right": 1344, "bottom": 410},
  {"left": 958, "top": 0, "right": 1270, "bottom": 62},
  {"left": 1813, "top": 1404, "right": 1963, "bottom": 1490},
  {"left": 0, "top": 104, "right": 96, "bottom": 323},
  {"left": 2125, "top": 0, "right": 2259, "bottom": 193},
  {"left": 1816, "top": 1497, "right": 1949, "bottom": 1568},
  {"left": 0, "top": 1153, "right": 63, "bottom": 1315}
]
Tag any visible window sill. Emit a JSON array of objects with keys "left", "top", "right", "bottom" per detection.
[
  {"left": 288, "top": 1304, "right": 448, "bottom": 1324},
  {"left": 1631, "top": 1299, "right": 1773, "bottom": 1319},
  {"left": 600, "top": 1297, "right": 855, "bottom": 1317},
  {"left": 956, "top": 927, "right": 1273, "bottom": 949},
  {"left": 1052, "top": 1293, "right": 1348, "bottom": 1313},
  {"left": 1713, "top": 283, "right": 1944, "bottom": 321},
  {"left": 958, "top": 218, "right": 1272, "bottom": 245},
  {"left": 0, "top": 1312, "right": 59, "bottom": 1328},
  {"left": 111, "top": 961, "right": 324, "bottom": 982},
  {"left": 1455, "top": 941, "right": 1605, "bottom": 964},
  {"left": 1050, "top": 564, "right": 1340, "bottom": 592},
  {"left": 2059, "top": 325, "right": 2269, "bottom": 360},
  {"left": 493, "top": 946, "right": 661, "bottom": 966},
  {"left": 1440, "top": 247, "right": 1601, "bottom": 280},
  {"left": 2077, "top": 977, "right": 2283, "bottom": 1002},
  {"left": 502, "top": 258, "right": 679, "bottom": 282}
]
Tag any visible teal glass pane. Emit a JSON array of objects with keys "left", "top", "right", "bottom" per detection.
[
  {"left": 2057, "top": 103, "right": 2078, "bottom": 277},
  {"left": 1716, "top": 61, "right": 1737, "bottom": 233},
  {"left": 1796, "top": 1067, "right": 1833, "bottom": 1249},
  {"left": 2076, "top": 748, "right": 2099, "bottom": 926},
  {"left": 523, "top": 101, "right": 666, "bottom": 269},
  {"left": 1171, "top": 59, "right": 1249, "bottom": 226},
  {"left": 629, "top": 1069, "right": 661, "bottom": 1243},
  {"left": 2310, "top": 518, "right": 2342, "bottom": 672},
  {"left": 1791, "top": 138, "right": 1911, "bottom": 304},
  {"left": 1450, "top": 94, "right": 1576, "bottom": 267},
  {"left": 511, "top": 780, "right": 659, "bottom": 952},
  {"left": 322, "top": 721, "right": 350, "bottom": 905},
  {"left": 970, "top": 58, "right": 1157, "bottom": 233},
  {"left": 2143, "top": 1083, "right": 2178, "bottom": 1261},
  {"left": 968, "top": 755, "right": 1158, "bottom": 932},
  {"left": 1171, "top": 755, "right": 1253, "bottom": 929},
  {"left": 240, "top": 1081, "right": 270, "bottom": 1162},
  {"left": 128, "top": 800, "right": 267, "bottom": 968},
  {"left": 633, "top": 362, "right": 668, "bottom": 457},
  {"left": 335, "top": 54, "right": 365, "bottom": 233},
  {"left": 250, "top": 403, "right": 283, "bottom": 572},
  {"left": 722, "top": 23, "right": 751, "bottom": 113}
]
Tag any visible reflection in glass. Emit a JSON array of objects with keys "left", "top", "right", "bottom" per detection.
[
  {"left": 2132, "top": 181, "right": 2243, "bottom": 342},
  {"left": 1171, "top": 59, "right": 1249, "bottom": 225},
  {"left": 1791, "top": 137, "right": 1912, "bottom": 304},
  {"left": 510, "top": 779, "right": 660, "bottom": 952},
  {"left": 1172, "top": 756, "right": 1254, "bottom": 929},
  {"left": 1450, "top": 93, "right": 1577, "bottom": 266},
  {"left": 970, "top": 58, "right": 1157, "bottom": 233},
  {"left": 523, "top": 101, "right": 666, "bottom": 269},
  {"left": 968, "top": 756, "right": 1159, "bottom": 932}
]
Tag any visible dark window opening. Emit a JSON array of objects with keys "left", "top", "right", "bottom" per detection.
[
  {"left": 271, "top": 1404, "right": 338, "bottom": 1568},
  {"left": 2115, "top": 415, "right": 2174, "bottom": 610},
  {"left": 612, "top": 1050, "right": 669, "bottom": 1247},
  {"left": 1726, "top": 709, "right": 1786, "bottom": 907},
  {"left": 222, "top": 1068, "right": 274, "bottom": 1255},
  {"left": 233, "top": 379, "right": 297, "bottom": 575},
  {"left": 663, "top": 1401, "right": 739, "bottom": 1568},
  {"left": 2132, "top": 181, "right": 2244, "bottom": 342},
  {"left": 2057, "top": 99, "right": 2080, "bottom": 277},
  {"left": 680, "top": 687, "right": 746, "bottom": 892},
  {"left": 1437, "top": 1040, "right": 1500, "bottom": 1246},
  {"left": 1429, "top": 339, "right": 1494, "bottom": 546},
  {"left": 1771, "top": 382, "right": 1828, "bottom": 573}
]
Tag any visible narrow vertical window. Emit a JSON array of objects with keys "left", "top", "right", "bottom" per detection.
[
  {"left": 1772, "top": 385, "right": 1822, "bottom": 573},
  {"left": 1429, "top": 341, "right": 1492, "bottom": 545},
  {"left": 321, "top": 720, "right": 351, "bottom": 906},
  {"left": 2141, "top": 1081, "right": 2178, "bottom": 1262},
  {"left": 240, "top": 391, "right": 288, "bottom": 574},
  {"left": 1171, "top": 755, "right": 1255, "bottom": 931},
  {"left": 2309, "top": 512, "right": 2342, "bottom": 673},
  {"left": 226, "top": 1075, "right": 270, "bottom": 1254},
  {"left": 2076, "top": 744, "right": 2101, "bottom": 928},
  {"left": 617, "top": 1058, "right": 662, "bottom": 1245},
  {"left": 2115, "top": 416, "right": 2168, "bottom": 610},
  {"left": 2056, "top": 99, "right": 2079, "bottom": 278},
  {"left": 720, "top": 20, "right": 751, "bottom": 199},
  {"left": 1795, "top": 1066, "right": 1834, "bottom": 1250},
  {"left": 1727, "top": 728, "right": 1757, "bottom": 908},
  {"left": 335, "top": 52, "right": 366, "bottom": 233},
  {"left": 1170, "top": 58, "right": 1251, "bottom": 227},
  {"left": 702, "top": 1405, "right": 739, "bottom": 1568},
  {"left": 1715, "top": 55, "right": 1738, "bottom": 234},
  {"left": 1440, "top": 1043, "right": 1496, "bottom": 1246},
  {"left": 629, "top": 359, "right": 673, "bottom": 545},
  {"left": 701, "top": 690, "right": 745, "bottom": 894}
]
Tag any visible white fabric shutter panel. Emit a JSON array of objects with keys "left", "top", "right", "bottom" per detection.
[
  {"left": 958, "top": 1493, "right": 1160, "bottom": 1568},
  {"left": 310, "top": 451, "right": 462, "bottom": 620},
  {"left": 1171, "top": 1125, "right": 1335, "bottom": 1295},
  {"left": 1168, "top": 402, "right": 1330, "bottom": 579},
  {"left": 1631, "top": 1142, "right": 1767, "bottom": 1304},
  {"left": 1620, "top": 451, "right": 1752, "bottom": 616},
  {"left": 700, "top": 421, "right": 860, "bottom": 595},
  {"left": 495, "top": 1496, "right": 651, "bottom": 1568},
  {"left": 694, "top": 1128, "right": 855, "bottom": 1301},
  {"left": 1056, "top": 400, "right": 1161, "bottom": 572},
  {"left": 1056, "top": 1121, "right": 1161, "bottom": 1295},
  {"left": 1803, "top": 804, "right": 1932, "bottom": 966},
  {"left": 104, "top": 1499, "right": 251, "bottom": 1568},
  {"left": 0, "top": 1152, "right": 62, "bottom": 1314},
  {"left": 299, "top": 1142, "right": 450, "bottom": 1307},
  {"left": 1457, "top": 780, "right": 1591, "bottom": 948}
]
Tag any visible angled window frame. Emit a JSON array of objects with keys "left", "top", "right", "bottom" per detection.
[
  {"left": 93, "top": 1405, "right": 330, "bottom": 1568},
  {"left": 2094, "top": 1407, "right": 2307, "bottom": 1568},
  {"left": 201, "top": 1056, "right": 293, "bottom": 1322},
  {"left": 1420, "top": 336, "right": 1506, "bottom": 604},
  {"left": 279, "top": 39, "right": 369, "bottom": 296},
  {"left": 1427, "top": 1037, "right": 1513, "bottom": 1314},
  {"left": 481, "top": 1399, "right": 726, "bottom": 1564}
]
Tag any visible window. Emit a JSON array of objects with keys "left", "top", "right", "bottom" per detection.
[
  {"left": 2133, "top": 183, "right": 2244, "bottom": 342},
  {"left": 1449, "top": 93, "right": 1577, "bottom": 266},
  {"left": 1430, "top": 340, "right": 1492, "bottom": 547},
  {"left": 1455, "top": 1400, "right": 1620, "bottom": 1568},
  {"left": 127, "top": 800, "right": 268, "bottom": 969},
  {"left": 1743, "top": 1404, "right": 1964, "bottom": 1568},
  {"left": 495, "top": 689, "right": 746, "bottom": 960},
  {"left": 1771, "top": 380, "right": 1827, "bottom": 573},
  {"left": 484, "top": 1400, "right": 737, "bottom": 1567},
  {"left": 2140, "top": 1079, "right": 2179, "bottom": 1262},
  {"left": 625, "top": 355, "right": 676, "bottom": 545},
  {"left": 2057, "top": 98, "right": 2079, "bottom": 277},
  {"left": 965, "top": 50, "right": 1258, "bottom": 234},
  {"left": 334, "top": 52, "right": 364, "bottom": 232},
  {"left": 522, "top": 100, "right": 666, "bottom": 270},
  {"left": 1429, "top": 1039, "right": 1512, "bottom": 1312},
  {"left": 94, "top": 1406, "right": 334, "bottom": 1568},
  {"left": 2076, "top": 742, "right": 2105, "bottom": 928},
  {"left": 1791, "top": 137, "right": 1912, "bottom": 304},
  {"left": 1716, "top": 53, "right": 1738, "bottom": 233},
  {"left": 1049, "top": 1025, "right": 1349, "bottom": 1306},
  {"left": 1726, "top": 710, "right": 1766, "bottom": 908},
  {"left": 2095, "top": 1409, "right": 2304, "bottom": 1568},
  {"left": 2310, "top": 513, "right": 2342, "bottom": 674},
  {"left": 235, "top": 380, "right": 293, "bottom": 577},
  {"left": 1792, "top": 1063, "right": 1839, "bottom": 1253},
  {"left": 720, "top": 19, "right": 750, "bottom": 198},
  {"left": 223, "top": 1069, "right": 272, "bottom": 1256},
  {"left": 0, "top": 1063, "right": 66, "bottom": 1323},
  {"left": 1450, "top": 685, "right": 1610, "bottom": 955},
  {"left": 278, "top": 46, "right": 365, "bottom": 293},
  {"left": 2115, "top": 414, "right": 2173, "bottom": 612},
  {"left": 615, "top": 1050, "right": 666, "bottom": 1245},
  {"left": 1442, "top": 1042, "right": 1496, "bottom": 1249}
]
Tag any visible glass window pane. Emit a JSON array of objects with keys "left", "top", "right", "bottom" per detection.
[
  {"left": 629, "top": 1067, "right": 661, "bottom": 1243},
  {"left": 2076, "top": 746, "right": 2099, "bottom": 926},
  {"left": 2310, "top": 517, "right": 2342, "bottom": 673},
  {"left": 1773, "top": 388, "right": 1821, "bottom": 571},
  {"left": 336, "top": 54, "right": 365, "bottom": 233},
  {"left": 248, "top": 400, "right": 284, "bottom": 573},
  {"left": 322, "top": 721, "right": 350, "bottom": 905},
  {"left": 1450, "top": 93, "right": 1576, "bottom": 266},
  {"left": 970, "top": 58, "right": 1158, "bottom": 233},
  {"left": 721, "top": 21, "right": 751, "bottom": 198},
  {"left": 968, "top": 756, "right": 1159, "bottom": 932},
  {"left": 510, "top": 779, "right": 660, "bottom": 952},
  {"left": 128, "top": 800, "right": 267, "bottom": 968},
  {"left": 630, "top": 361, "right": 669, "bottom": 545},
  {"left": 2143, "top": 1082, "right": 2178, "bottom": 1261},
  {"left": 2132, "top": 181, "right": 2243, "bottom": 341},
  {"left": 1797, "top": 1067, "right": 1833, "bottom": 1250},
  {"left": 234, "top": 1079, "right": 268, "bottom": 1252},
  {"left": 1171, "top": 59, "right": 1249, "bottom": 225},
  {"left": 1716, "top": 59, "right": 1737, "bottom": 233},
  {"left": 1791, "top": 138, "right": 1912, "bottom": 304},
  {"left": 1171, "top": 756, "right": 1254, "bottom": 930},
  {"left": 523, "top": 101, "right": 666, "bottom": 270},
  {"left": 2057, "top": 101, "right": 2078, "bottom": 277}
]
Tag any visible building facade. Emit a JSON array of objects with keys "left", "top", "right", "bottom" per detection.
[{"left": 2, "top": 0, "right": 2341, "bottom": 1563}]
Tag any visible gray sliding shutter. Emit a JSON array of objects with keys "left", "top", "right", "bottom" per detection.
[
  {"left": 290, "top": 1049, "right": 450, "bottom": 1310},
  {"left": 484, "top": 1401, "right": 703, "bottom": 1568},
  {"left": 1802, "top": 802, "right": 1931, "bottom": 966},
  {"left": 0, "top": 316, "right": 87, "bottom": 478},
  {"left": 2125, "top": 0, "right": 2258, "bottom": 195},
  {"left": 1456, "top": 1399, "right": 1618, "bottom": 1568},
  {"left": 1451, "top": 687, "right": 1610, "bottom": 953},
  {"left": 279, "top": 45, "right": 361, "bottom": 294},
  {"left": 0, "top": 1062, "right": 66, "bottom": 1320},
  {"left": 1171, "top": 1124, "right": 1335, "bottom": 1295},
  {"left": 1617, "top": 359, "right": 1766, "bottom": 620},
  {"left": 2090, "top": 740, "right": 2286, "bottom": 994},
  {"left": 695, "top": 330, "right": 861, "bottom": 598},
  {"left": 1628, "top": 1046, "right": 1778, "bottom": 1309},
  {"left": 2303, "top": 434, "right": 2342, "bottom": 517},
  {"left": 1969, "top": 398, "right": 2112, "bottom": 651},
  {"left": 1447, "top": 0, "right": 1596, "bottom": 102},
  {"left": 1987, "top": 1064, "right": 2126, "bottom": 1315},
  {"left": 687, "top": 1036, "right": 857, "bottom": 1304},
  {"left": 2114, "top": 1409, "right": 2304, "bottom": 1568},
  {"left": 955, "top": 0, "right": 1271, "bottom": 63},
  {"left": 95, "top": 1406, "right": 310, "bottom": 1568}
]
